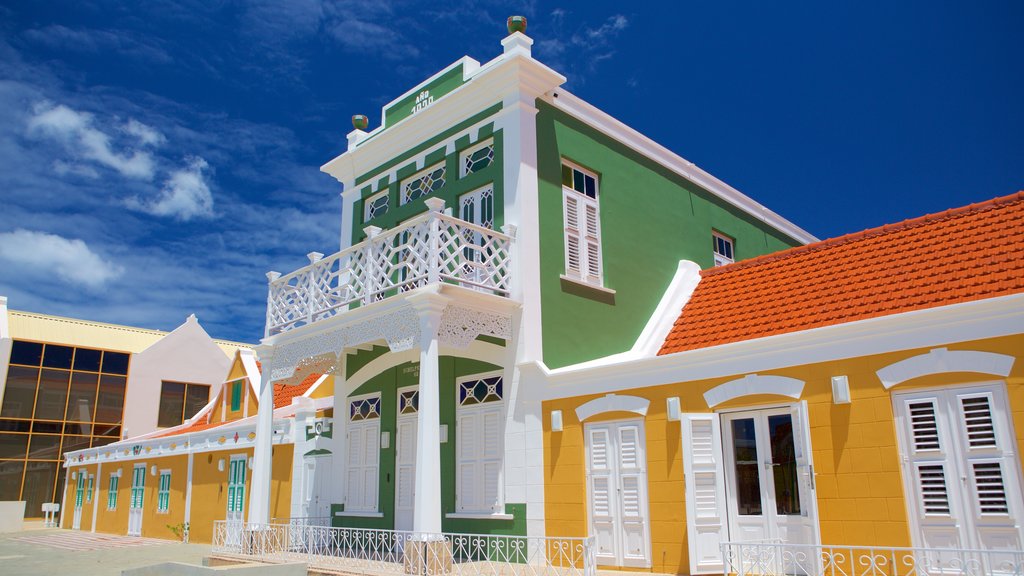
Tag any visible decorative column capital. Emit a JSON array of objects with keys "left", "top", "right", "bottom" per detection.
[{"left": 407, "top": 288, "right": 449, "bottom": 342}]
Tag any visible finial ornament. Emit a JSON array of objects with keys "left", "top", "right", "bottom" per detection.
[
  {"left": 352, "top": 115, "right": 368, "bottom": 131},
  {"left": 507, "top": 16, "right": 527, "bottom": 35}
]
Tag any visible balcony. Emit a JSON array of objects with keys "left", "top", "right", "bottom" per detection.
[{"left": 265, "top": 199, "right": 514, "bottom": 337}]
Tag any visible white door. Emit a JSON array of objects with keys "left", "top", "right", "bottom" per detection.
[
  {"left": 72, "top": 473, "right": 85, "bottom": 530},
  {"left": 721, "top": 406, "right": 816, "bottom": 547},
  {"left": 128, "top": 464, "right": 145, "bottom": 536},
  {"left": 457, "top": 186, "right": 495, "bottom": 288},
  {"left": 894, "top": 384, "right": 1024, "bottom": 562},
  {"left": 394, "top": 388, "right": 418, "bottom": 531},
  {"left": 585, "top": 419, "right": 651, "bottom": 568},
  {"left": 302, "top": 455, "right": 333, "bottom": 520}
]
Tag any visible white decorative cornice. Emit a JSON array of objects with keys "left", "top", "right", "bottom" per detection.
[
  {"left": 575, "top": 393, "right": 650, "bottom": 422},
  {"left": 703, "top": 374, "right": 805, "bottom": 408},
  {"left": 876, "top": 347, "right": 1015, "bottom": 389}
]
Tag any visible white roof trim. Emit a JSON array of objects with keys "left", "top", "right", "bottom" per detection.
[
  {"left": 240, "top": 348, "right": 261, "bottom": 396},
  {"left": 631, "top": 260, "right": 702, "bottom": 357},
  {"left": 546, "top": 90, "right": 817, "bottom": 246},
  {"left": 876, "top": 348, "right": 1015, "bottom": 389}
]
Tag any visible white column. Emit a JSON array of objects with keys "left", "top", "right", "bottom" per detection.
[
  {"left": 184, "top": 450, "right": 194, "bottom": 541},
  {"left": 248, "top": 346, "right": 274, "bottom": 525},
  {"left": 90, "top": 462, "right": 102, "bottom": 532},
  {"left": 408, "top": 290, "right": 448, "bottom": 536}
]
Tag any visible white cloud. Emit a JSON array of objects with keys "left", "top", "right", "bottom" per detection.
[
  {"left": 130, "top": 156, "right": 215, "bottom": 221},
  {"left": 123, "top": 119, "right": 166, "bottom": 146},
  {"left": 27, "top": 103, "right": 156, "bottom": 180},
  {"left": 0, "top": 229, "right": 124, "bottom": 289}
]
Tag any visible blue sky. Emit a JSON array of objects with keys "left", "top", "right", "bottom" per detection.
[{"left": 0, "top": 1, "right": 1021, "bottom": 344}]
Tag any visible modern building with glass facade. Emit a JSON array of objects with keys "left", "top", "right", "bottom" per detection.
[{"left": 0, "top": 297, "right": 251, "bottom": 518}]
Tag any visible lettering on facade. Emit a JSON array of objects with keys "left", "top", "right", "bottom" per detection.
[
  {"left": 410, "top": 90, "right": 434, "bottom": 116},
  {"left": 401, "top": 365, "right": 420, "bottom": 377}
]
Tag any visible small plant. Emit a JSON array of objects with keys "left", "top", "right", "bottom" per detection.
[{"left": 166, "top": 521, "right": 190, "bottom": 543}]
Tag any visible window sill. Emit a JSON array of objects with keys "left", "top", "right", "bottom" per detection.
[
  {"left": 559, "top": 275, "right": 616, "bottom": 295},
  {"left": 445, "top": 512, "right": 514, "bottom": 521},
  {"left": 334, "top": 511, "right": 384, "bottom": 518}
]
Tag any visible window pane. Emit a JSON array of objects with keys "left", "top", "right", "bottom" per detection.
[
  {"left": 95, "top": 375, "right": 126, "bottom": 423},
  {"left": 34, "top": 369, "right": 70, "bottom": 420},
  {"left": 0, "top": 366, "right": 39, "bottom": 418},
  {"left": 0, "top": 433, "right": 29, "bottom": 458},
  {"left": 573, "top": 169, "right": 584, "bottom": 194},
  {"left": 65, "top": 421, "right": 93, "bottom": 435},
  {"left": 66, "top": 372, "right": 98, "bottom": 423},
  {"left": 23, "top": 461, "right": 58, "bottom": 516},
  {"left": 561, "top": 164, "right": 572, "bottom": 187},
  {"left": 42, "top": 345, "right": 73, "bottom": 369},
  {"left": 9, "top": 341, "right": 43, "bottom": 366},
  {"left": 184, "top": 385, "right": 210, "bottom": 420},
  {"left": 62, "top": 435, "right": 91, "bottom": 453},
  {"left": 768, "top": 414, "right": 801, "bottom": 516},
  {"left": 73, "top": 348, "right": 102, "bottom": 372},
  {"left": 731, "top": 418, "right": 762, "bottom": 516},
  {"left": 0, "top": 461, "right": 25, "bottom": 501},
  {"left": 101, "top": 352, "right": 130, "bottom": 375},
  {"left": 584, "top": 175, "right": 596, "bottom": 198},
  {"left": 28, "top": 434, "right": 61, "bottom": 460},
  {"left": 91, "top": 436, "right": 117, "bottom": 448},
  {"left": 158, "top": 381, "right": 186, "bottom": 428},
  {"left": 95, "top": 425, "right": 120, "bottom": 438},
  {"left": 32, "top": 421, "right": 62, "bottom": 434},
  {"left": 0, "top": 420, "right": 31, "bottom": 433}
]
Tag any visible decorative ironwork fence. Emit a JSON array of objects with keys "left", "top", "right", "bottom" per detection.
[
  {"left": 213, "top": 521, "right": 595, "bottom": 576},
  {"left": 722, "top": 540, "right": 1024, "bottom": 576},
  {"left": 265, "top": 205, "right": 514, "bottom": 336}
]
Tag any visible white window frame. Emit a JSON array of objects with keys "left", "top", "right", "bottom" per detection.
[
  {"left": 107, "top": 473, "right": 119, "bottom": 511},
  {"left": 454, "top": 371, "right": 505, "bottom": 515},
  {"left": 561, "top": 160, "right": 603, "bottom": 286},
  {"left": 459, "top": 138, "right": 495, "bottom": 177},
  {"left": 345, "top": 393, "right": 382, "bottom": 514},
  {"left": 712, "top": 231, "right": 734, "bottom": 266},
  {"left": 363, "top": 190, "right": 390, "bottom": 222},
  {"left": 156, "top": 469, "right": 171, "bottom": 514},
  {"left": 400, "top": 162, "right": 446, "bottom": 205}
]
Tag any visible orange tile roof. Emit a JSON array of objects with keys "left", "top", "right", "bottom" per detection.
[
  {"left": 153, "top": 373, "right": 323, "bottom": 438},
  {"left": 660, "top": 192, "right": 1024, "bottom": 355}
]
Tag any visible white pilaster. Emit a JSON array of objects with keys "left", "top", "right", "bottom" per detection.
[
  {"left": 408, "top": 289, "right": 448, "bottom": 536},
  {"left": 184, "top": 450, "right": 194, "bottom": 540},
  {"left": 90, "top": 462, "right": 102, "bottom": 532},
  {"left": 248, "top": 346, "right": 275, "bottom": 525}
]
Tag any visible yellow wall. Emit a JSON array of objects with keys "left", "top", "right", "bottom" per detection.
[
  {"left": 61, "top": 463, "right": 97, "bottom": 529},
  {"left": 543, "top": 333, "right": 1024, "bottom": 574},
  {"left": 139, "top": 454, "right": 188, "bottom": 540},
  {"left": 95, "top": 462, "right": 131, "bottom": 534}
]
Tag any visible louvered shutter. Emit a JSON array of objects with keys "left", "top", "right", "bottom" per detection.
[
  {"left": 481, "top": 408, "right": 503, "bottom": 512},
  {"left": 396, "top": 419, "right": 416, "bottom": 510},
  {"left": 584, "top": 202, "right": 602, "bottom": 282},
  {"left": 790, "top": 403, "right": 816, "bottom": 518},
  {"left": 362, "top": 422, "right": 379, "bottom": 509},
  {"left": 586, "top": 425, "right": 618, "bottom": 564},
  {"left": 617, "top": 423, "right": 650, "bottom": 566},
  {"left": 346, "top": 425, "right": 363, "bottom": 509},
  {"left": 457, "top": 411, "right": 478, "bottom": 511},
  {"left": 681, "top": 413, "right": 728, "bottom": 574},
  {"left": 564, "top": 191, "right": 582, "bottom": 276}
]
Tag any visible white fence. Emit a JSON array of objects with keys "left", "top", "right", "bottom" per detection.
[
  {"left": 722, "top": 541, "right": 1024, "bottom": 576},
  {"left": 213, "top": 521, "right": 595, "bottom": 576},
  {"left": 265, "top": 205, "right": 513, "bottom": 336}
]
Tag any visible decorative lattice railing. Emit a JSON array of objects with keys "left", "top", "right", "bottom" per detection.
[
  {"left": 212, "top": 521, "right": 595, "bottom": 576},
  {"left": 265, "top": 202, "right": 513, "bottom": 336},
  {"left": 722, "top": 540, "right": 1024, "bottom": 576}
]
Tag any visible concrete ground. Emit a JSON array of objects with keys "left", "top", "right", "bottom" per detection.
[{"left": 0, "top": 528, "right": 211, "bottom": 575}]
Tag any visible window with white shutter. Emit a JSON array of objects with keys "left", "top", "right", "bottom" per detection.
[
  {"left": 346, "top": 395, "right": 381, "bottom": 512},
  {"left": 561, "top": 162, "right": 603, "bottom": 286},
  {"left": 455, "top": 374, "right": 504, "bottom": 514}
]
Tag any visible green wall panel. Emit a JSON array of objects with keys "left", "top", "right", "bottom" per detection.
[{"left": 536, "top": 101, "right": 803, "bottom": 369}]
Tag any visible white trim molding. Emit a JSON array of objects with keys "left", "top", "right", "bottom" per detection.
[
  {"left": 575, "top": 393, "right": 649, "bottom": 422},
  {"left": 631, "top": 260, "right": 702, "bottom": 357},
  {"left": 876, "top": 347, "right": 1016, "bottom": 389},
  {"left": 703, "top": 374, "right": 805, "bottom": 408}
]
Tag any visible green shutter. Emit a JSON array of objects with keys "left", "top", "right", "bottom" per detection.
[{"left": 231, "top": 381, "right": 242, "bottom": 411}]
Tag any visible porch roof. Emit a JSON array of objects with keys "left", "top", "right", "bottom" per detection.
[{"left": 661, "top": 191, "right": 1024, "bottom": 354}]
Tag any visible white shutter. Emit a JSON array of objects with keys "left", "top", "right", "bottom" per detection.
[
  {"left": 396, "top": 419, "right": 416, "bottom": 510},
  {"left": 789, "top": 402, "right": 816, "bottom": 518},
  {"left": 457, "top": 411, "right": 478, "bottom": 511},
  {"left": 681, "top": 413, "right": 728, "bottom": 575},
  {"left": 346, "top": 426, "right": 363, "bottom": 509},
  {"left": 564, "top": 192, "right": 582, "bottom": 276},
  {"left": 584, "top": 202, "right": 601, "bottom": 281},
  {"left": 481, "top": 408, "right": 502, "bottom": 512},
  {"left": 616, "top": 423, "right": 650, "bottom": 567},
  {"left": 586, "top": 425, "right": 617, "bottom": 564},
  {"left": 346, "top": 420, "right": 380, "bottom": 512}
]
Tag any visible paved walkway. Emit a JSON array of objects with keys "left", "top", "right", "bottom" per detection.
[{"left": 0, "top": 528, "right": 211, "bottom": 575}]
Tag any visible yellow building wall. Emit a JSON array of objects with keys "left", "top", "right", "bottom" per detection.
[
  {"left": 95, "top": 462, "right": 131, "bottom": 535},
  {"left": 543, "top": 333, "right": 1024, "bottom": 574},
  {"left": 188, "top": 444, "right": 293, "bottom": 544},
  {"left": 61, "top": 463, "right": 97, "bottom": 529},
  {"left": 139, "top": 454, "right": 188, "bottom": 540}
]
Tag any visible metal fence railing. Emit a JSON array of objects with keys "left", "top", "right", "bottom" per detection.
[
  {"left": 722, "top": 540, "right": 1024, "bottom": 576},
  {"left": 213, "top": 521, "right": 595, "bottom": 576}
]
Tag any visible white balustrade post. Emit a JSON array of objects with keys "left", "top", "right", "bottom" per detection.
[
  {"left": 305, "top": 252, "right": 324, "bottom": 326},
  {"left": 264, "top": 271, "right": 281, "bottom": 338},
  {"left": 424, "top": 198, "right": 445, "bottom": 285},
  {"left": 408, "top": 289, "right": 448, "bottom": 537},
  {"left": 362, "top": 226, "right": 382, "bottom": 305},
  {"left": 248, "top": 346, "right": 274, "bottom": 527}
]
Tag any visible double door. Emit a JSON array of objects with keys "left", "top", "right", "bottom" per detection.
[
  {"left": 128, "top": 464, "right": 145, "bottom": 536},
  {"left": 585, "top": 419, "right": 651, "bottom": 568},
  {"left": 721, "top": 407, "right": 816, "bottom": 546}
]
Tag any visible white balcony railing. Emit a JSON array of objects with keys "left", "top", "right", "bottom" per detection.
[
  {"left": 212, "top": 521, "right": 595, "bottom": 576},
  {"left": 265, "top": 201, "right": 513, "bottom": 336},
  {"left": 722, "top": 540, "right": 1024, "bottom": 576}
]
